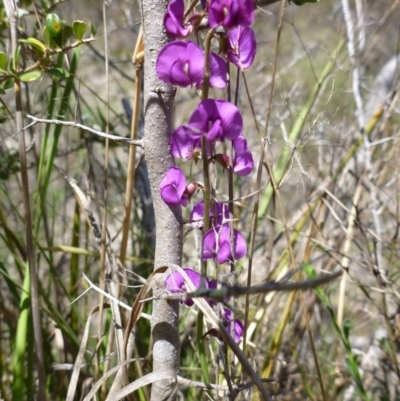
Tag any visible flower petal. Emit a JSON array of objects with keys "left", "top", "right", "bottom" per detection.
[
  {"left": 186, "top": 42, "right": 206, "bottom": 86},
  {"left": 202, "top": 224, "right": 247, "bottom": 263},
  {"left": 170, "top": 126, "right": 202, "bottom": 160},
  {"left": 189, "top": 99, "right": 243, "bottom": 142},
  {"left": 202, "top": 227, "right": 218, "bottom": 261},
  {"left": 156, "top": 41, "right": 205, "bottom": 87},
  {"left": 232, "top": 136, "right": 254, "bottom": 175},
  {"left": 210, "top": 52, "right": 227, "bottom": 88},
  {"left": 164, "top": 0, "right": 193, "bottom": 38},
  {"left": 190, "top": 201, "right": 230, "bottom": 228},
  {"left": 164, "top": 268, "right": 207, "bottom": 306},
  {"left": 208, "top": 0, "right": 254, "bottom": 30},
  {"left": 227, "top": 26, "right": 256, "bottom": 69},
  {"left": 160, "top": 166, "right": 187, "bottom": 206}
]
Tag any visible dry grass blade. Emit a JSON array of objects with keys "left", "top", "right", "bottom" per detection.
[
  {"left": 123, "top": 265, "right": 168, "bottom": 357},
  {"left": 66, "top": 304, "right": 111, "bottom": 401},
  {"left": 122, "top": 266, "right": 168, "bottom": 391},
  {"left": 64, "top": 172, "right": 125, "bottom": 393},
  {"left": 106, "top": 370, "right": 177, "bottom": 401},
  {"left": 64, "top": 174, "right": 103, "bottom": 247},
  {"left": 81, "top": 358, "right": 145, "bottom": 401}
]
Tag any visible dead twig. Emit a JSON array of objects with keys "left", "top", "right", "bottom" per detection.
[{"left": 23, "top": 115, "right": 143, "bottom": 146}]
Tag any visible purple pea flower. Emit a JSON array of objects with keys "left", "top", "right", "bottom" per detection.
[
  {"left": 202, "top": 223, "right": 247, "bottom": 263},
  {"left": 206, "top": 307, "right": 244, "bottom": 343},
  {"left": 232, "top": 136, "right": 254, "bottom": 175},
  {"left": 190, "top": 201, "right": 229, "bottom": 228},
  {"left": 165, "top": 268, "right": 207, "bottom": 306},
  {"left": 226, "top": 26, "right": 256, "bottom": 69},
  {"left": 170, "top": 125, "right": 203, "bottom": 161},
  {"left": 157, "top": 41, "right": 204, "bottom": 87},
  {"left": 189, "top": 99, "right": 243, "bottom": 142},
  {"left": 223, "top": 308, "right": 244, "bottom": 343},
  {"left": 160, "top": 166, "right": 187, "bottom": 206},
  {"left": 164, "top": 0, "right": 193, "bottom": 38},
  {"left": 208, "top": 0, "right": 254, "bottom": 30},
  {"left": 156, "top": 41, "right": 227, "bottom": 89}
]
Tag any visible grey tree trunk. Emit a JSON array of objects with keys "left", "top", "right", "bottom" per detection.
[{"left": 140, "top": 1, "right": 182, "bottom": 400}]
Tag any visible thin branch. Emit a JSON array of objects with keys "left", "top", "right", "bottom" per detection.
[
  {"left": 164, "top": 270, "right": 342, "bottom": 301},
  {"left": 23, "top": 115, "right": 143, "bottom": 146}
]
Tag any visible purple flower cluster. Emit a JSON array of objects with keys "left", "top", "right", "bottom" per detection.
[
  {"left": 157, "top": 0, "right": 258, "bottom": 344},
  {"left": 157, "top": 0, "right": 257, "bottom": 86},
  {"left": 165, "top": 268, "right": 244, "bottom": 343}
]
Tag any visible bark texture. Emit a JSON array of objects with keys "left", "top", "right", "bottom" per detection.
[{"left": 140, "top": 1, "right": 182, "bottom": 400}]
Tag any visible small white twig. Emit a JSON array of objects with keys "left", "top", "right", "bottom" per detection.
[
  {"left": 369, "top": 136, "right": 399, "bottom": 147},
  {"left": 70, "top": 286, "right": 92, "bottom": 305},
  {"left": 81, "top": 273, "right": 151, "bottom": 320},
  {"left": 19, "top": 115, "right": 144, "bottom": 147}
]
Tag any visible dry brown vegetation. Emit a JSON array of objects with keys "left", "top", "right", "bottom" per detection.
[{"left": 1, "top": 0, "right": 400, "bottom": 400}]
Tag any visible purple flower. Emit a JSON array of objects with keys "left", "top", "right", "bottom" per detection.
[
  {"left": 223, "top": 308, "right": 244, "bottom": 343},
  {"left": 202, "top": 224, "right": 247, "bottom": 263},
  {"left": 160, "top": 166, "right": 187, "bottom": 206},
  {"left": 232, "top": 136, "right": 253, "bottom": 175},
  {"left": 165, "top": 268, "right": 207, "bottom": 306},
  {"left": 156, "top": 41, "right": 204, "bottom": 87},
  {"left": 156, "top": 41, "right": 227, "bottom": 89},
  {"left": 190, "top": 201, "right": 229, "bottom": 228},
  {"left": 189, "top": 99, "right": 243, "bottom": 142},
  {"left": 170, "top": 126, "right": 202, "bottom": 160},
  {"left": 208, "top": 0, "right": 254, "bottom": 30},
  {"left": 206, "top": 307, "right": 244, "bottom": 343},
  {"left": 226, "top": 26, "right": 256, "bottom": 69},
  {"left": 164, "top": 0, "right": 193, "bottom": 38}
]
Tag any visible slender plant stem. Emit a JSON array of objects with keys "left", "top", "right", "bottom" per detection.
[{"left": 4, "top": 0, "right": 46, "bottom": 399}]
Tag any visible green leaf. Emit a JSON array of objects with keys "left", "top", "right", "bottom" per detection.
[
  {"left": 61, "top": 25, "right": 73, "bottom": 47},
  {"left": 19, "top": 37, "right": 46, "bottom": 53},
  {"left": 89, "top": 22, "right": 96, "bottom": 37},
  {"left": 0, "top": 88, "right": 5, "bottom": 95},
  {"left": 0, "top": 52, "right": 7, "bottom": 71},
  {"left": 46, "top": 13, "right": 62, "bottom": 38},
  {"left": 43, "top": 27, "right": 57, "bottom": 50},
  {"left": 343, "top": 320, "right": 351, "bottom": 340},
  {"left": 19, "top": 70, "right": 42, "bottom": 82},
  {"left": 46, "top": 13, "right": 63, "bottom": 47},
  {"left": 46, "top": 68, "right": 70, "bottom": 78},
  {"left": 301, "top": 262, "right": 316, "bottom": 279},
  {"left": 2, "top": 78, "right": 14, "bottom": 90},
  {"left": 72, "top": 20, "right": 86, "bottom": 41}
]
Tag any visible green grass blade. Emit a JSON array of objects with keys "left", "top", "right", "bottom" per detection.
[
  {"left": 35, "top": 50, "right": 79, "bottom": 235},
  {"left": 11, "top": 263, "right": 30, "bottom": 401}
]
